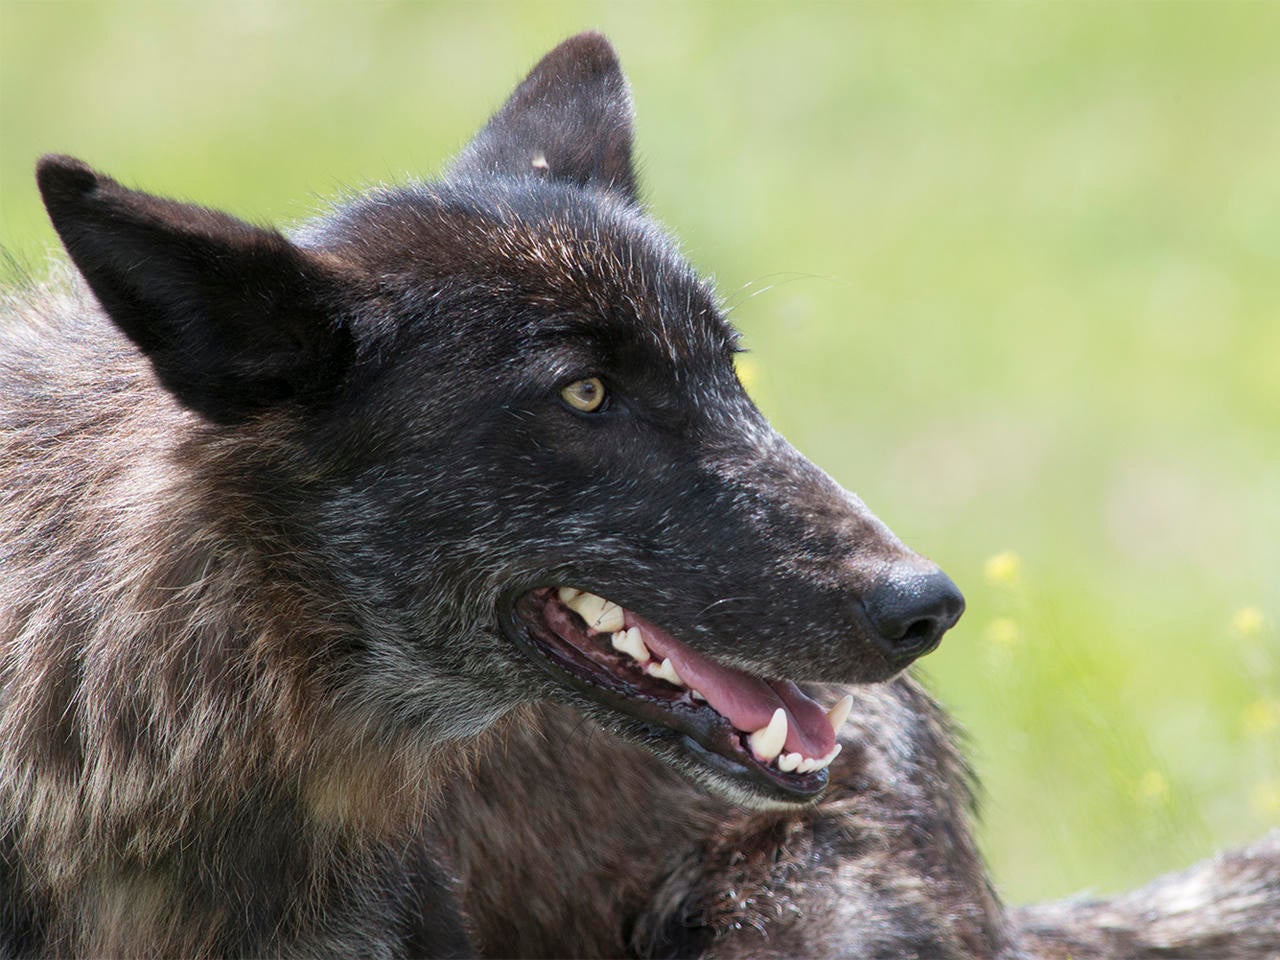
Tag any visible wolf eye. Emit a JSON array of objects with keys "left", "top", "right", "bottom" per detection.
[{"left": 560, "top": 377, "right": 607, "bottom": 413}]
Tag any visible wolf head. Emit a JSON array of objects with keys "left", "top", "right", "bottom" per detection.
[{"left": 36, "top": 33, "right": 962, "bottom": 808}]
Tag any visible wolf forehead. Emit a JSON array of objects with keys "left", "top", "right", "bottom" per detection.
[{"left": 303, "top": 179, "right": 739, "bottom": 373}]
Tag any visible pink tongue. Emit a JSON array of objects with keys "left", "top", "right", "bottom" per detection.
[{"left": 626, "top": 612, "right": 835, "bottom": 759}]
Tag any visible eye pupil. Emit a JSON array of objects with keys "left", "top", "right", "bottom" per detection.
[{"left": 561, "top": 377, "right": 606, "bottom": 413}]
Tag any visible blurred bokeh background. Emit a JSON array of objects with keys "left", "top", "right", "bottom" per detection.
[{"left": 4, "top": 1, "right": 1278, "bottom": 904}]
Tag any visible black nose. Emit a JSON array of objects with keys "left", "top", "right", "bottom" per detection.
[{"left": 863, "top": 568, "right": 965, "bottom": 662}]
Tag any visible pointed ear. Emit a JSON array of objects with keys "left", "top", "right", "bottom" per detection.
[
  {"left": 37, "top": 155, "right": 355, "bottom": 424},
  {"left": 450, "top": 32, "right": 639, "bottom": 203}
]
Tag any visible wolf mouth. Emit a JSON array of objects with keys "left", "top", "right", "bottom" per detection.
[{"left": 505, "top": 587, "right": 850, "bottom": 801}]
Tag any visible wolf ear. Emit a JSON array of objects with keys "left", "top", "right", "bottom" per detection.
[
  {"left": 450, "top": 32, "right": 639, "bottom": 204},
  {"left": 37, "top": 155, "right": 354, "bottom": 424}
]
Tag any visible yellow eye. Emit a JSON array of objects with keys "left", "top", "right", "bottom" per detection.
[{"left": 560, "top": 377, "right": 607, "bottom": 413}]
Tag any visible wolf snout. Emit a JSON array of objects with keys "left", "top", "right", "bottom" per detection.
[{"left": 862, "top": 567, "right": 965, "bottom": 663}]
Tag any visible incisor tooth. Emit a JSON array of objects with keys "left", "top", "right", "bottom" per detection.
[
  {"left": 610, "top": 627, "right": 650, "bottom": 664},
  {"left": 646, "top": 657, "right": 685, "bottom": 687},
  {"left": 778, "top": 744, "right": 841, "bottom": 776},
  {"left": 827, "top": 694, "right": 853, "bottom": 735},
  {"left": 748, "top": 707, "right": 788, "bottom": 762},
  {"left": 813, "top": 743, "right": 842, "bottom": 771}
]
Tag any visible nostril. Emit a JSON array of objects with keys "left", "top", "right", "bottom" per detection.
[
  {"left": 899, "top": 617, "right": 936, "bottom": 648},
  {"left": 863, "top": 568, "right": 965, "bottom": 661}
]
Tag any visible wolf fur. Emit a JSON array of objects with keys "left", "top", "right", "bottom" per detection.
[
  {"left": 435, "top": 691, "right": 1280, "bottom": 959},
  {"left": 2, "top": 30, "right": 1276, "bottom": 960}
]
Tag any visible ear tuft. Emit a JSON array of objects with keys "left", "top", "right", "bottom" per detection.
[
  {"left": 36, "top": 154, "right": 101, "bottom": 205},
  {"left": 538, "top": 31, "right": 626, "bottom": 90},
  {"left": 450, "top": 32, "right": 640, "bottom": 204}
]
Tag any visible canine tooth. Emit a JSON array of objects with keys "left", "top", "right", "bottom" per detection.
[
  {"left": 827, "top": 694, "right": 853, "bottom": 735},
  {"left": 647, "top": 657, "right": 685, "bottom": 687},
  {"left": 593, "top": 601, "right": 625, "bottom": 633},
  {"left": 557, "top": 587, "right": 582, "bottom": 605},
  {"left": 610, "top": 627, "right": 651, "bottom": 664},
  {"left": 748, "top": 708, "right": 788, "bottom": 762},
  {"left": 777, "top": 752, "right": 803, "bottom": 773}
]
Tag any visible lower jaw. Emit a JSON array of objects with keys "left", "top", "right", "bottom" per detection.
[{"left": 670, "top": 735, "right": 829, "bottom": 808}]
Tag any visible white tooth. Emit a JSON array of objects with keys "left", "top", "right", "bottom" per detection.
[
  {"left": 691, "top": 689, "right": 706, "bottom": 702},
  {"left": 610, "top": 627, "right": 651, "bottom": 664},
  {"left": 647, "top": 657, "right": 685, "bottom": 687},
  {"left": 748, "top": 708, "right": 788, "bottom": 762},
  {"left": 797, "top": 757, "right": 818, "bottom": 774},
  {"left": 593, "top": 601, "right": 625, "bottom": 633},
  {"left": 557, "top": 587, "right": 582, "bottom": 605},
  {"left": 826, "top": 694, "right": 853, "bottom": 735},
  {"left": 811, "top": 743, "right": 842, "bottom": 771},
  {"left": 777, "top": 752, "right": 802, "bottom": 772},
  {"left": 567, "top": 591, "right": 607, "bottom": 626},
  {"left": 566, "top": 592, "right": 624, "bottom": 632}
]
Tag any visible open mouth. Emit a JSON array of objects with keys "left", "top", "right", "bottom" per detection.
[{"left": 504, "top": 586, "right": 852, "bottom": 802}]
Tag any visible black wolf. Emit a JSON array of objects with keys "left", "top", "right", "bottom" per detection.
[
  {"left": 1, "top": 32, "right": 963, "bottom": 957},
  {"left": 5, "top": 30, "right": 1276, "bottom": 960}
]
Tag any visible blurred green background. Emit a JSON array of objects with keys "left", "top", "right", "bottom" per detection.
[{"left": 3, "top": 0, "right": 1278, "bottom": 905}]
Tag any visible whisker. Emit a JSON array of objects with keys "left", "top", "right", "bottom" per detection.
[
  {"left": 722, "top": 271, "right": 845, "bottom": 317},
  {"left": 694, "top": 595, "right": 758, "bottom": 624}
]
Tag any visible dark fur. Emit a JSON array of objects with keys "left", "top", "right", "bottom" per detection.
[
  {"left": 437, "top": 691, "right": 1280, "bottom": 959},
  {"left": 3, "top": 31, "right": 1276, "bottom": 959}
]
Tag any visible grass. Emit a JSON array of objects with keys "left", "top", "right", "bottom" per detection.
[{"left": 4, "top": 0, "right": 1278, "bottom": 904}]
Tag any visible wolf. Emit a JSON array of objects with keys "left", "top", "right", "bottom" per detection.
[
  {"left": 0, "top": 31, "right": 968, "bottom": 958},
  {"left": 5, "top": 30, "right": 1276, "bottom": 960}
]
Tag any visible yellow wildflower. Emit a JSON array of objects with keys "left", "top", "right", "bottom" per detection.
[
  {"left": 1242, "top": 700, "right": 1280, "bottom": 737},
  {"left": 984, "top": 551, "right": 1022, "bottom": 588},
  {"left": 1231, "top": 607, "right": 1266, "bottom": 639},
  {"left": 734, "top": 356, "right": 760, "bottom": 395}
]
